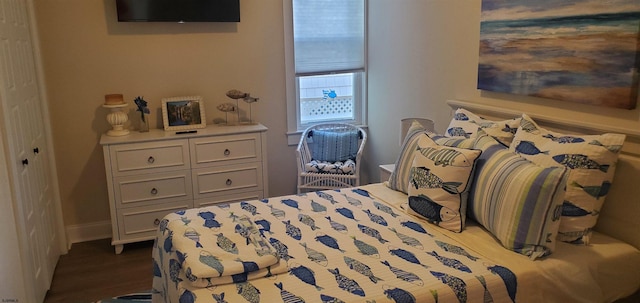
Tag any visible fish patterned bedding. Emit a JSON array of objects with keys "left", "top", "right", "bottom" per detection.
[{"left": 152, "top": 186, "right": 519, "bottom": 303}]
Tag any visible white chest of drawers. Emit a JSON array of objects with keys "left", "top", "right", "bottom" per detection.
[{"left": 100, "top": 124, "right": 268, "bottom": 253}]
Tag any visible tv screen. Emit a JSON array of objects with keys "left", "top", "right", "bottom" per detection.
[{"left": 116, "top": 0, "right": 240, "bottom": 22}]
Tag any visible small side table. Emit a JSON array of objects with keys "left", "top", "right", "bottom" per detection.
[{"left": 379, "top": 164, "right": 395, "bottom": 182}]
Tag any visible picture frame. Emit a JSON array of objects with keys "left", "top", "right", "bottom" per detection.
[{"left": 161, "top": 96, "right": 207, "bottom": 131}]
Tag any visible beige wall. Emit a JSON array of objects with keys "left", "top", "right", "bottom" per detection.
[
  {"left": 33, "top": 0, "right": 640, "bottom": 232},
  {"left": 34, "top": 0, "right": 296, "bottom": 227}
]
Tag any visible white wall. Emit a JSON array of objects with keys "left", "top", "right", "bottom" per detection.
[{"left": 367, "top": 0, "right": 640, "bottom": 181}]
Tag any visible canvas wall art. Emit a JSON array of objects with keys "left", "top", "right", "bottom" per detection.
[{"left": 478, "top": 0, "right": 640, "bottom": 109}]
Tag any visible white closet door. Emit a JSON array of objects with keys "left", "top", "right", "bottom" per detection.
[{"left": 0, "top": 1, "right": 59, "bottom": 302}]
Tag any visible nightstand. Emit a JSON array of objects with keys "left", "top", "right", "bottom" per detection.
[{"left": 379, "top": 164, "right": 395, "bottom": 182}]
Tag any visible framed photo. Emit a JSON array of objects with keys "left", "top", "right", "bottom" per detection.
[{"left": 161, "top": 96, "right": 207, "bottom": 131}]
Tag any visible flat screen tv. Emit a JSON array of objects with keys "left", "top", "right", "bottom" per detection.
[{"left": 116, "top": 0, "right": 240, "bottom": 22}]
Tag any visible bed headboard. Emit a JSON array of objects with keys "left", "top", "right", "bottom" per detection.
[{"left": 447, "top": 99, "right": 640, "bottom": 250}]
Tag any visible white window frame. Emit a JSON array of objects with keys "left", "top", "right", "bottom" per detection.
[{"left": 284, "top": 0, "right": 368, "bottom": 145}]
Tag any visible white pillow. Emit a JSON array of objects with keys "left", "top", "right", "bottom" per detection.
[{"left": 446, "top": 108, "right": 520, "bottom": 146}]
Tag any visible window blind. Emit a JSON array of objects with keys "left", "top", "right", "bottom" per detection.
[{"left": 293, "top": 0, "right": 365, "bottom": 76}]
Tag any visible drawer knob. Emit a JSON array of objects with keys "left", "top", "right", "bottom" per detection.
[
  {"left": 147, "top": 156, "right": 155, "bottom": 164},
  {"left": 150, "top": 188, "right": 158, "bottom": 195},
  {"left": 22, "top": 159, "right": 29, "bottom": 166},
  {"left": 226, "top": 179, "right": 232, "bottom": 186},
  {"left": 154, "top": 218, "right": 160, "bottom": 226},
  {"left": 224, "top": 149, "right": 231, "bottom": 156}
]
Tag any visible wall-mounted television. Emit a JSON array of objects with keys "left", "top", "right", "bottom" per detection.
[{"left": 116, "top": 0, "right": 240, "bottom": 22}]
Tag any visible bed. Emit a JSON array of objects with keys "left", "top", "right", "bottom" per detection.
[{"left": 152, "top": 100, "right": 640, "bottom": 303}]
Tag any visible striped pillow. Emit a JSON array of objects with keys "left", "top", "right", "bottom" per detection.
[
  {"left": 309, "top": 130, "right": 359, "bottom": 162},
  {"left": 510, "top": 114, "right": 625, "bottom": 244},
  {"left": 438, "top": 131, "right": 569, "bottom": 259},
  {"left": 387, "top": 120, "right": 430, "bottom": 193}
]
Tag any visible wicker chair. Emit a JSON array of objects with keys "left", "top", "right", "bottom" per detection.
[{"left": 296, "top": 123, "right": 367, "bottom": 193}]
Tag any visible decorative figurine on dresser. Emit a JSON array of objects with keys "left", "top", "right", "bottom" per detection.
[{"left": 99, "top": 94, "right": 268, "bottom": 254}]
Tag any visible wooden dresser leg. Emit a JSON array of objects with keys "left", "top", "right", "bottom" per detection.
[{"left": 115, "top": 244, "right": 124, "bottom": 254}]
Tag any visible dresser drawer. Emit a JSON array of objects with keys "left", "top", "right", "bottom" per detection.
[
  {"left": 193, "top": 162, "right": 263, "bottom": 199},
  {"left": 110, "top": 139, "right": 190, "bottom": 176},
  {"left": 117, "top": 201, "right": 190, "bottom": 241},
  {"left": 190, "top": 133, "right": 262, "bottom": 168},
  {"left": 114, "top": 170, "right": 193, "bottom": 208},
  {"left": 194, "top": 190, "right": 264, "bottom": 208}
]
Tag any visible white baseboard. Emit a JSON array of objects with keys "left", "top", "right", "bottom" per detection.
[{"left": 65, "top": 220, "right": 112, "bottom": 246}]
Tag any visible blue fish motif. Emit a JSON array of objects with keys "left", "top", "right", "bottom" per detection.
[
  {"left": 179, "top": 289, "right": 196, "bottom": 303},
  {"left": 358, "top": 224, "right": 388, "bottom": 243},
  {"left": 320, "top": 294, "right": 345, "bottom": 303},
  {"left": 352, "top": 236, "right": 380, "bottom": 257},
  {"left": 175, "top": 210, "right": 186, "bottom": 215},
  {"left": 410, "top": 166, "right": 462, "bottom": 194},
  {"left": 180, "top": 217, "right": 191, "bottom": 225},
  {"left": 298, "top": 214, "right": 320, "bottom": 230},
  {"left": 290, "top": 264, "right": 323, "bottom": 290},
  {"left": 269, "top": 205, "right": 286, "bottom": 219},
  {"left": 283, "top": 220, "right": 303, "bottom": 240},
  {"left": 383, "top": 287, "right": 416, "bottom": 303},
  {"left": 163, "top": 230, "right": 174, "bottom": 253},
  {"left": 184, "top": 228, "right": 203, "bottom": 248},
  {"left": 435, "top": 240, "right": 478, "bottom": 261},
  {"left": 281, "top": 198, "right": 301, "bottom": 210},
  {"left": 343, "top": 194, "right": 363, "bottom": 208},
  {"left": 454, "top": 112, "right": 469, "bottom": 120},
  {"left": 259, "top": 198, "right": 269, "bottom": 203},
  {"left": 216, "top": 233, "right": 238, "bottom": 254},
  {"left": 553, "top": 154, "right": 609, "bottom": 172},
  {"left": 199, "top": 211, "right": 221, "bottom": 229},
  {"left": 488, "top": 265, "right": 517, "bottom": 303},
  {"left": 328, "top": 268, "right": 365, "bottom": 297},
  {"left": 351, "top": 188, "right": 370, "bottom": 197},
  {"left": 520, "top": 118, "right": 538, "bottom": 132},
  {"left": 317, "top": 191, "right": 338, "bottom": 204},
  {"left": 571, "top": 181, "right": 611, "bottom": 199},
  {"left": 228, "top": 212, "right": 239, "bottom": 222},
  {"left": 543, "top": 134, "right": 585, "bottom": 144},
  {"left": 311, "top": 200, "right": 327, "bottom": 213},
  {"left": 389, "top": 228, "right": 423, "bottom": 250},
  {"left": 254, "top": 218, "right": 272, "bottom": 236},
  {"left": 408, "top": 195, "right": 457, "bottom": 224},
  {"left": 236, "top": 258, "right": 259, "bottom": 273},
  {"left": 344, "top": 256, "right": 382, "bottom": 283},
  {"left": 589, "top": 140, "right": 623, "bottom": 153},
  {"left": 431, "top": 271, "right": 467, "bottom": 303},
  {"left": 236, "top": 282, "right": 261, "bottom": 303},
  {"left": 561, "top": 201, "right": 593, "bottom": 217},
  {"left": 325, "top": 216, "right": 348, "bottom": 233},
  {"left": 426, "top": 251, "right": 472, "bottom": 273},
  {"left": 363, "top": 209, "right": 388, "bottom": 226},
  {"left": 275, "top": 282, "right": 305, "bottom": 303},
  {"left": 502, "top": 124, "right": 518, "bottom": 135},
  {"left": 315, "top": 234, "right": 345, "bottom": 252},
  {"left": 234, "top": 222, "right": 253, "bottom": 245},
  {"left": 185, "top": 267, "right": 198, "bottom": 282},
  {"left": 300, "top": 242, "right": 328, "bottom": 266},
  {"left": 389, "top": 247, "right": 429, "bottom": 269},
  {"left": 158, "top": 218, "right": 170, "bottom": 234},
  {"left": 336, "top": 207, "right": 358, "bottom": 221},
  {"left": 447, "top": 127, "right": 472, "bottom": 138},
  {"left": 269, "top": 237, "right": 294, "bottom": 261},
  {"left": 212, "top": 293, "right": 227, "bottom": 303},
  {"left": 153, "top": 260, "right": 162, "bottom": 277},
  {"left": 380, "top": 260, "right": 423, "bottom": 286},
  {"left": 476, "top": 276, "right": 494, "bottom": 303},
  {"left": 514, "top": 140, "right": 548, "bottom": 156},
  {"left": 400, "top": 220, "right": 432, "bottom": 236},
  {"left": 374, "top": 201, "right": 400, "bottom": 218},
  {"left": 199, "top": 251, "right": 224, "bottom": 277},
  {"left": 241, "top": 202, "right": 260, "bottom": 215},
  {"left": 169, "top": 259, "right": 183, "bottom": 288},
  {"left": 175, "top": 250, "right": 187, "bottom": 264}
]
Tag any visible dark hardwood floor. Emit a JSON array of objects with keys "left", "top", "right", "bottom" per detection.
[{"left": 44, "top": 238, "right": 154, "bottom": 303}]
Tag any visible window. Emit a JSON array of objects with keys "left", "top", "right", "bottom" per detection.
[{"left": 285, "top": 0, "right": 367, "bottom": 143}]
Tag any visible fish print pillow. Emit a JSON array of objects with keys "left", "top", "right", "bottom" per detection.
[
  {"left": 446, "top": 108, "right": 521, "bottom": 146},
  {"left": 406, "top": 134, "right": 482, "bottom": 232},
  {"left": 510, "top": 114, "right": 626, "bottom": 244}
]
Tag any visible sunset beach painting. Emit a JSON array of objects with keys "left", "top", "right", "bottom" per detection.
[{"left": 478, "top": 0, "right": 640, "bottom": 109}]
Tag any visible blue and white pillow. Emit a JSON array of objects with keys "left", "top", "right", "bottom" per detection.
[
  {"left": 436, "top": 131, "right": 569, "bottom": 259},
  {"left": 446, "top": 108, "right": 521, "bottom": 146},
  {"left": 406, "top": 134, "right": 481, "bottom": 232},
  {"left": 509, "top": 114, "right": 625, "bottom": 244}
]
